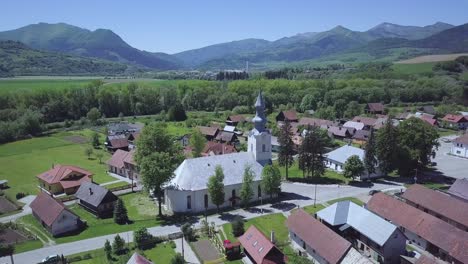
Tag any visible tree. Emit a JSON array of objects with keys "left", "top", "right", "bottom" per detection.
[
  {"left": 171, "top": 253, "right": 185, "bottom": 264},
  {"left": 278, "top": 120, "right": 295, "bottom": 180},
  {"left": 232, "top": 216, "right": 245, "bottom": 237},
  {"left": 112, "top": 234, "right": 126, "bottom": 255},
  {"left": 207, "top": 165, "right": 225, "bottom": 212},
  {"left": 91, "top": 132, "right": 100, "bottom": 148},
  {"left": 136, "top": 123, "right": 184, "bottom": 217},
  {"left": 113, "top": 198, "right": 128, "bottom": 224},
  {"left": 343, "top": 155, "right": 365, "bottom": 180},
  {"left": 134, "top": 227, "right": 154, "bottom": 249},
  {"left": 167, "top": 103, "right": 187, "bottom": 121},
  {"left": 376, "top": 118, "right": 399, "bottom": 174},
  {"left": 298, "top": 126, "right": 326, "bottom": 178},
  {"left": 86, "top": 107, "right": 101, "bottom": 125},
  {"left": 84, "top": 146, "right": 93, "bottom": 159},
  {"left": 181, "top": 223, "right": 195, "bottom": 242},
  {"left": 240, "top": 166, "right": 254, "bottom": 207},
  {"left": 96, "top": 152, "right": 104, "bottom": 164},
  {"left": 261, "top": 165, "right": 282, "bottom": 199},
  {"left": 104, "top": 239, "right": 112, "bottom": 260},
  {"left": 345, "top": 101, "right": 362, "bottom": 118},
  {"left": 363, "top": 128, "right": 377, "bottom": 180},
  {"left": 190, "top": 129, "right": 206, "bottom": 158}
]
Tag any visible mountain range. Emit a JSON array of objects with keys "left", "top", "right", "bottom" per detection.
[{"left": 0, "top": 21, "right": 467, "bottom": 73}]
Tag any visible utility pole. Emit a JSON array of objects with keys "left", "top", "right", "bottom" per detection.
[
  {"left": 181, "top": 234, "right": 185, "bottom": 260},
  {"left": 314, "top": 183, "right": 317, "bottom": 207}
]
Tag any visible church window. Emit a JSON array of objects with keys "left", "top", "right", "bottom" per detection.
[
  {"left": 187, "top": 195, "right": 191, "bottom": 210},
  {"left": 251, "top": 144, "right": 253, "bottom": 152},
  {"left": 204, "top": 194, "right": 208, "bottom": 208},
  {"left": 262, "top": 144, "right": 266, "bottom": 152},
  {"left": 258, "top": 185, "right": 262, "bottom": 197}
]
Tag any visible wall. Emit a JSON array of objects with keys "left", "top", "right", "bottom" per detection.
[
  {"left": 51, "top": 210, "right": 79, "bottom": 236},
  {"left": 289, "top": 230, "right": 329, "bottom": 264},
  {"left": 451, "top": 143, "right": 468, "bottom": 158},
  {"left": 248, "top": 131, "right": 272, "bottom": 164},
  {"left": 381, "top": 229, "right": 407, "bottom": 264}
]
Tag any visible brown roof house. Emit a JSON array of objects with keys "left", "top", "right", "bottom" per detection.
[
  {"left": 37, "top": 165, "right": 93, "bottom": 195},
  {"left": 75, "top": 182, "right": 118, "bottom": 218},
  {"left": 197, "top": 126, "right": 220, "bottom": 141},
  {"left": 299, "top": 117, "right": 335, "bottom": 128},
  {"left": 30, "top": 193, "right": 82, "bottom": 236},
  {"left": 202, "top": 141, "right": 237, "bottom": 156},
  {"left": 367, "top": 193, "right": 468, "bottom": 264},
  {"left": 447, "top": 178, "right": 468, "bottom": 201},
  {"left": 441, "top": 114, "right": 468, "bottom": 130},
  {"left": 287, "top": 209, "right": 372, "bottom": 264},
  {"left": 275, "top": 110, "right": 298, "bottom": 123},
  {"left": 238, "top": 225, "right": 286, "bottom": 264},
  {"left": 215, "top": 131, "right": 238, "bottom": 144},
  {"left": 402, "top": 184, "right": 468, "bottom": 231},
  {"left": 352, "top": 116, "right": 378, "bottom": 129},
  {"left": 105, "top": 134, "right": 130, "bottom": 152},
  {"left": 365, "top": 103, "right": 385, "bottom": 114},
  {"left": 226, "top": 115, "right": 246, "bottom": 126},
  {"left": 107, "top": 149, "right": 131, "bottom": 177}
]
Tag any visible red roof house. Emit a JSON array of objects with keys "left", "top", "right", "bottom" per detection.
[
  {"left": 30, "top": 193, "right": 81, "bottom": 236},
  {"left": 441, "top": 114, "right": 468, "bottom": 129},
  {"left": 37, "top": 165, "right": 93, "bottom": 195},
  {"left": 238, "top": 226, "right": 286, "bottom": 264}
]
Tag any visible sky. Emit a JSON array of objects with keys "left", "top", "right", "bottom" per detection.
[{"left": 2, "top": 0, "right": 468, "bottom": 54}]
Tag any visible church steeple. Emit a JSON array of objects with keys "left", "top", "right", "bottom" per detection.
[
  {"left": 248, "top": 91, "right": 271, "bottom": 165},
  {"left": 252, "top": 91, "right": 267, "bottom": 133}
]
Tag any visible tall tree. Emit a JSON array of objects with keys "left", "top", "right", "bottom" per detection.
[
  {"left": 113, "top": 198, "right": 128, "bottom": 224},
  {"left": 104, "top": 239, "right": 112, "bottom": 260},
  {"left": 261, "top": 165, "right": 282, "bottom": 199},
  {"left": 240, "top": 166, "right": 254, "bottom": 207},
  {"left": 376, "top": 118, "right": 398, "bottom": 174},
  {"left": 91, "top": 131, "right": 100, "bottom": 148},
  {"left": 298, "top": 126, "right": 326, "bottom": 178},
  {"left": 343, "top": 155, "right": 365, "bottom": 180},
  {"left": 363, "top": 128, "right": 377, "bottom": 180},
  {"left": 112, "top": 234, "right": 126, "bottom": 255},
  {"left": 190, "top": 129, "right": 206, "bottom": 158},
  {"left": 207, "top": 165, "right": 225, "bottom": 212},
  {"left": 278, "top": 120, "right": 295, "bottom": 180},
  {"left": 86, "top": 107, "right": 101, "bottom": 125},
  {"left": 136, "top": 123, "right": 184, "bottom": 217}
]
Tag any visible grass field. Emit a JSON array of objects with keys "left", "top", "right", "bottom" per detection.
[
  {"left": 392, "top": 62, "right": 436, "bottom": 75},
  {"left": 277, "top": 161, "right": 348, "bottom": 184},
  {"left": 0, "top": 130, "right": 114, "bottom": 201},
  {"left": 0, "top": 79, "right": 93, "bottom": 93},
  {"left": 395, "top": 53, "right": 468, "bottom": 64}
]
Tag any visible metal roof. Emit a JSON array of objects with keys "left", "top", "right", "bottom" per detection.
[
  {"left": 317, "top": 201, "right": 398, "bottom": 246},
  {"left": 75, "top": 182, "right": 117, "bottom": 207},
  {"left": 343, "top": 121, "right": 365, "bottom": 131},
  {"left": 325, "top": 145, "right": 364, "bottom": 165},
  {"left": 168, "top": 152, "right": 263, "bottom": 191}
]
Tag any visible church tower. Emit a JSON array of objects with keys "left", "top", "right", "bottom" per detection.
[{"left": 248, "top": 91, "right": 272, "bottom": 165}]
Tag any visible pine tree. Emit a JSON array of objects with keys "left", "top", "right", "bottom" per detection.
[
  {"left": 112, "top": 234, "right": 126, "bottom": 255},
  {"left": 113, "top": 198, "right": 129, "bottom": 225},
  {"left": 363, "top": 128, "right": 377, "bottom": 180},
  {"left": 278, "top": 120, "right": 295, "bottom": 180},
  {"left": 207, "top": 165, "right": 225, "bottom": 212},
  {"left": 104, "top": 239, "right": 112, "bottom": 260},
  {"left": 240, "top": 166, "right": 254, "bottom": 208}
]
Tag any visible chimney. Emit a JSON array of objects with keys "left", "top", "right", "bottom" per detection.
[
  {"left": 89, "top": 188, "right": 93, "bottom": 195},
  {"left": 270, "top": 230, "right": 275, "bottom": 244}
]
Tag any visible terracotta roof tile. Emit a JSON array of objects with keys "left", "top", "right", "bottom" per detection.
[
  {"left": 238, "top": 226, "right": 285, "bottom": 264},
  {"left": 107, "top": 149, "right": 130, "bottom": 169},
  {"left": 37, "top": 165, "right": 93, "bottom": 184},
  {"left": 202, "top": 141, "right": 237, "bottom": 156},
  {"left": 352, "top": 116, "right": 377, "bottom": 126},
  {"left": 442, "top": 114, "right": 468, "bottom": 123}
]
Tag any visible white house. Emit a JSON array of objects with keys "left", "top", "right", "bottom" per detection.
[
  {"left": 164, "top": 92, "right": 271, "bottom": 214},
  {"left": 450, "top": 134, "right": 468, "bottom": 158},
  {"left": 324, "top": 145, "right": 382, "bottom": 179}
]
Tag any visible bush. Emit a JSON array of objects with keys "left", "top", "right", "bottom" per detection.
[
  {"left": 82, "top": 254, "right": 92, "bottom": 260},
  {"left": 171, "top": 253, "right": 185, "bottom": 264},
  {"left": 232, "top": 217, "right": 245, "bottom": 237},
  {"left": 134, "top": 227, "right": 155, "bottom": 250},
  {"left": 67, "top": 255, "right": 82, "bottom": 262},
  {"left": 168, "top": 240, "right": 176, "bottom": 249},
  {"left": 112, "top": 234, "right": 127, "bottom": 255},
  {"left": 181, "top": 223, "right": 195, "bottom": 242},
  {"left": 15, "top": 192, "right": 26, "bottom": 200}
]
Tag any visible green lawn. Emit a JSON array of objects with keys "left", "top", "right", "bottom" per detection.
[
  {"left": 18, "top": 192, "right": 161, "bottom": 245},
  {"left": 103, "top": 181, "right": 131, "bottom": 190},
  {"left": 0, "top": 79, "right": 93, "bottom": 94},
  {"left": 277, "top": 161, "right": 348, "bottom": 184},
  {"left": 325, "top": 196, "right": 365, "bottom": 206},
  {"left": 0, "top": 130, "right": 114, "bottom": 201},
  {"left": 14, "top": 239, "right": 43, "bottom": 253},
  {"left": 392, "top": 62, "right": 436, "bottom": 75}
]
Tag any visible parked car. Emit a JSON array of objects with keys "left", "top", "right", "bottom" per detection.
[
  {"left": 39, "top": 255, "right": 60, "bottom": 264},
  {"left": 368, "top": 190, "right": 381, "bottom": 196},
  {"left": 441, "top": 138, "right": 451, "bottom": 143}
]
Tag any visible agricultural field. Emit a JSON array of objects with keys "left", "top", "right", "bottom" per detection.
[
  {"left": 392, "top": 62, "right": 436, "bottom": 75},
  {"left": 395, "top": 53, "right": 468, "bottom": 64},
  {"left": 0, "top": 130, "right": 114, "bottom": 201},
  {"left": 0, "top": 79, "right": 93, "bottom": 93}
]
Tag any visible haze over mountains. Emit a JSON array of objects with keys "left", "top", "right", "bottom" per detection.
[{"left": 0, "top": 21, "right": 467, "bottom": 74}]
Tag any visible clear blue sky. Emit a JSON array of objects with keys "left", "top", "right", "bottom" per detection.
[{"left": 2, "top": 0, "right": 467, "bottom": 54}]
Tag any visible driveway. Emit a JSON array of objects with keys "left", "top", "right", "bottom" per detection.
[{"left": 431, "top": 136, "right": 468, "bottom": 180}]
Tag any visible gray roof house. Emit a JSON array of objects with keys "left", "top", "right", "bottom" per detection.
[
  {"left": 75, "top": 182, "right": 118, "bottom": 218},
  {"left": 317, "top": 201, "right": 406, "bottom": 264},
  {"left": 324, "top": 145, "right": 382, "bottom": 179}
]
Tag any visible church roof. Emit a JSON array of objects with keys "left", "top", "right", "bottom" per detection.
[{"left": 168, "top": 152, "right": 264, "bottom": 191}]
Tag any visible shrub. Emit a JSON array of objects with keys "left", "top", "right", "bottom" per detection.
[
  {"left": 171, "top": 253, "right": 185, "bottom": 264},
  {"left": 181, "top": 223, "right": 195, "bottom": 242},
  {"left": 232, "top": 217, "right": 245, "bottom": 237},
  {"left": 134, "top": 227, "right": 155, "bottom": 250},
  {"left": 15, "top": 192, "right": 26, "bottom": 200},
  {"left": 112, "top": 234, "right": 126, "bottom": 255},
  {"left": 168, "top": 240, "right": 176, "bottom": 249}
]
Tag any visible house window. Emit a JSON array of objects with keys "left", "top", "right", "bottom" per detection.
[
  {"left": 204, "top": 194, "right": 208, "bottom": 208},
  {"left": 258, "top": 185, "right": 262, "bottom": 198},
  {"left": 187, "top": 195, "right": 191, "bottom": 210}
]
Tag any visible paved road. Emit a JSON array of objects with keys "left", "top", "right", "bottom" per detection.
[
  {"left": 1, "top": 181, "right": 401, "bottom": 264},
  {"left": 432, "top": 136, "right": 468, "bottom": 179}
]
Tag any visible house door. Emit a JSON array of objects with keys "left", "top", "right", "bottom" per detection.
[{"left": 232, "top": 189, "right": 236, "bottom": 207}]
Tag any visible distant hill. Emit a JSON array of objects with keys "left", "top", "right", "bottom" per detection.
[
  {"left": 411, "top": 23, "right": 468, "bottom": 52},
  {"left": 367, "top": 22, "right": 453, "bottom": 40},
  {"left": 0, "top": 23, "right": 181, "bottom": 70},
  {"left": 0, "top": 40, "right": 128, "bottom": 77}
]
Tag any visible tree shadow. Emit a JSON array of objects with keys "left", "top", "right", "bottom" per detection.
[
  {"left": 281, "top": 192, "right": 312, "bottom": 201},
  {"left": 244, "top": 207, "right": 273, "bottom": 214},
  {"left": 287, "top": 177, "right": 345, "bottom": 185},
  {"left": 158, "top": 214, "right": 198, "bottom": 227},
  {"left": 219, "top": 213, "right": 244, "bottom": 222},
  {"left": 270, "top": 202, "right": 297, "bottom": 212}
]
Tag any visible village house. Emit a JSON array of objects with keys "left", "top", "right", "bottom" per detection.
[
  {"left": 417, "top": 106, "right": 436, "bottom": 116},
  {"left": 30, "top": 193, "right": 82, "bottom": 236},
  {"left": 37, "top": 165, "right": 93, "bottom": 195},
  {"left": 75, "top": 182, "right": 118, "bottom": 218},
  {"left": 176, "top": 134, "right": 190, "bottom": 147},
  {"left": 226, "top": 115, "right": 246, "bottom": 127},
  {"left": 164, "top": 92, "right": 271, "bottom": 213},
  {"left": 441, "top": 114, "right": 468, "bottom": 130},
  {"left": 105, "top": 134, "right": 130, "bottom": 152},
  {"left": 215, "top": 131, "right": 239, "bottom": 144},
  {"left": 316, "top": 201, "right": 406, "bottom": 264},
  {"left": 327, "top": 126, "right": 353, "bottom": 140},
  {"left": 276, "top": 110, "right": 299, "bottom": 123},
  {"left": 127, "top": 252, "right": 153, "bottom": 264},
  {"left": 367, "top": 193, "right": 468, "bottom": 264},
  {"left": 401, "top": 184, "right": 468, "bottom": 231},
  {"left": 324, "top": 145, "right": 382, "bottom": 179},
  {"left": 106, "top": 149, "right": 139, "bottom": 180},
  {"left": 202, "top": 141, "right": 237, "bottom": 156},
  {"left": 343, "top": 121, "right": 365, "bottom": 131},
  {"left": 238, "top": 225, "right": 286, "bottom": 264},
  {"left": 352, "top": 116, "right": 377, "bottom": 130},
  {"left": 352, "top": 130, "right": 371, "bottom": 145},
  {"left": 107, "top": 122, "right": 143, "bottom": 136},
  {"left": 197, "top": 126, "right": 220, "bottom": 141},
  {"left": 287, "top": 209, "right": 372, "bottom": 264},
  {"left": 123, "top": 150, "right": 139, "bottom": 181},
  {"left": 299, "top": 117, "right": 335, "bottom": 129},
  {"left": 365, "top": 103, "right": 385, "bottom": 115},
  {"left": 447, "top": 178, "right": 468, "bottom": 201},
  {"left": 450, "top": 134, "right": 468, "bottom": 158}
]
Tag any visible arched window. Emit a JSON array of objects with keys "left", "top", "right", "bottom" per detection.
[
  {"left": 186, "top": 195, "right": 191, "bottom": 210},
  {"left": 258, "top": 185, "right": 262, "bottom": 198},
  {"left": 262, "top": 144, "right": 266, "bottom": 152},
  {"left": 204, "top": 194, "right": 208, "bottom": 209}
]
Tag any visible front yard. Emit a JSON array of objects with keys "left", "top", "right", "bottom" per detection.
[{"left": 277, "top": 161, "right": 349, "bottom": 184}]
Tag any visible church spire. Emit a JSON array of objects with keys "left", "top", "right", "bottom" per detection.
[{"left": 252, "top": 91, "right": 267, "bottom": 132}]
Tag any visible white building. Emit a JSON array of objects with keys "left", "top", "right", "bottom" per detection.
[
  {"left": 164, "top": 92, "right": 271, "bottom": 214},
  {"left": 324, "top": 145, "right": 382, "bottom": 179},
  {"left": 450, "top": 134, "right": 468, "bottom": 158}
]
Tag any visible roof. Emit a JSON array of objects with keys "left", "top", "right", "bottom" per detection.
[
  {"left": 127, "top": 252, "right": 153, "bottom": 264},
  {"left": 287, "top": 209, "right": 351, "bottom": 264},
  {"left": 325, "top": 145, "right": 364, "bottom": 165},
  {"left": 227, "top": 115, "right": 245, "bottom": 123},
  {"left": 203, "top": 141, "right": 237, "bottom": 156},
  {"left": 352, "top": 116, "right": 377, "bottom": 127},
  {"left": 402, "top": 184, "right": 468, "bottom": 228},
  {"left": 340, "top": 248, "right": 373, "bottom": 264},
  {"left": 37, "top": 165, "right": 93, "bottom": 184},
  {"left": 442, "top": 114, "right": 468, "bottom": 123},
  {"left": 317, "top": 201, "right": 398, "bottom": 246},
  {"left": 453, "top": 134, "right": 468, "bottom": 145},
  {"left": 216, "top": 131, "right": 237, "bottom": 142},
  {"left": 107, "top": 134, "right": 129, "bottom": 149},
  {"left": 75, "top": 181, "right": 117, "bottom": 207},
  {"left": 420, "top": 115, "right": 437, "bottom": 126},
  {"left": 448, "top": 178, "right": 468, "bottom": 200},
  {"left": 366, "top": 103, "right": 384, "bottom": 112},
  {"left": 197, "top": 126, "right": 219, "bottom": 137},
  {"left": 224, "top": 125, "right": 236, "bottom": 133},
  {"left": 106, "top": 149, "right": 131, "bottom": 169},
  {"left": 353, "top": 130, "right": 370, "bottom": 141},
  {"left": 123, "top": 150, "right": 136, "bottom": 166},
  {"left": 238, "top": 225, "right": 284, "bottom": 264},
  {"left": 299, "top": 117, "right": 334, "bottom": 128},
  {"left": 277, "top": 110, "right": 298, "bottom": 121},
  {"left": 328, "top": 126, "right": 351, "bottom": 138},
  {"left": 343, "top": 121, "right": 365, "bottom": 131},
  {"left": 108, "top": 122, "right": 142, "bottom": 134},
  {"left": 415, "top": 255, "right": 445, "bottom": 264},
  {"left": 367, "top": 193, "right": 468, "bottom": 264},
  {"left": 30, "top": 192, "right": 77, "bottom": 227},
  {"left": 169, "top": 152, "right": 264, "bottom": 191}
]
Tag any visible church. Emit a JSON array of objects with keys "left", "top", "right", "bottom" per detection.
[{"left": 164, "top": 92, "right": 272, "bottom": 213}]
